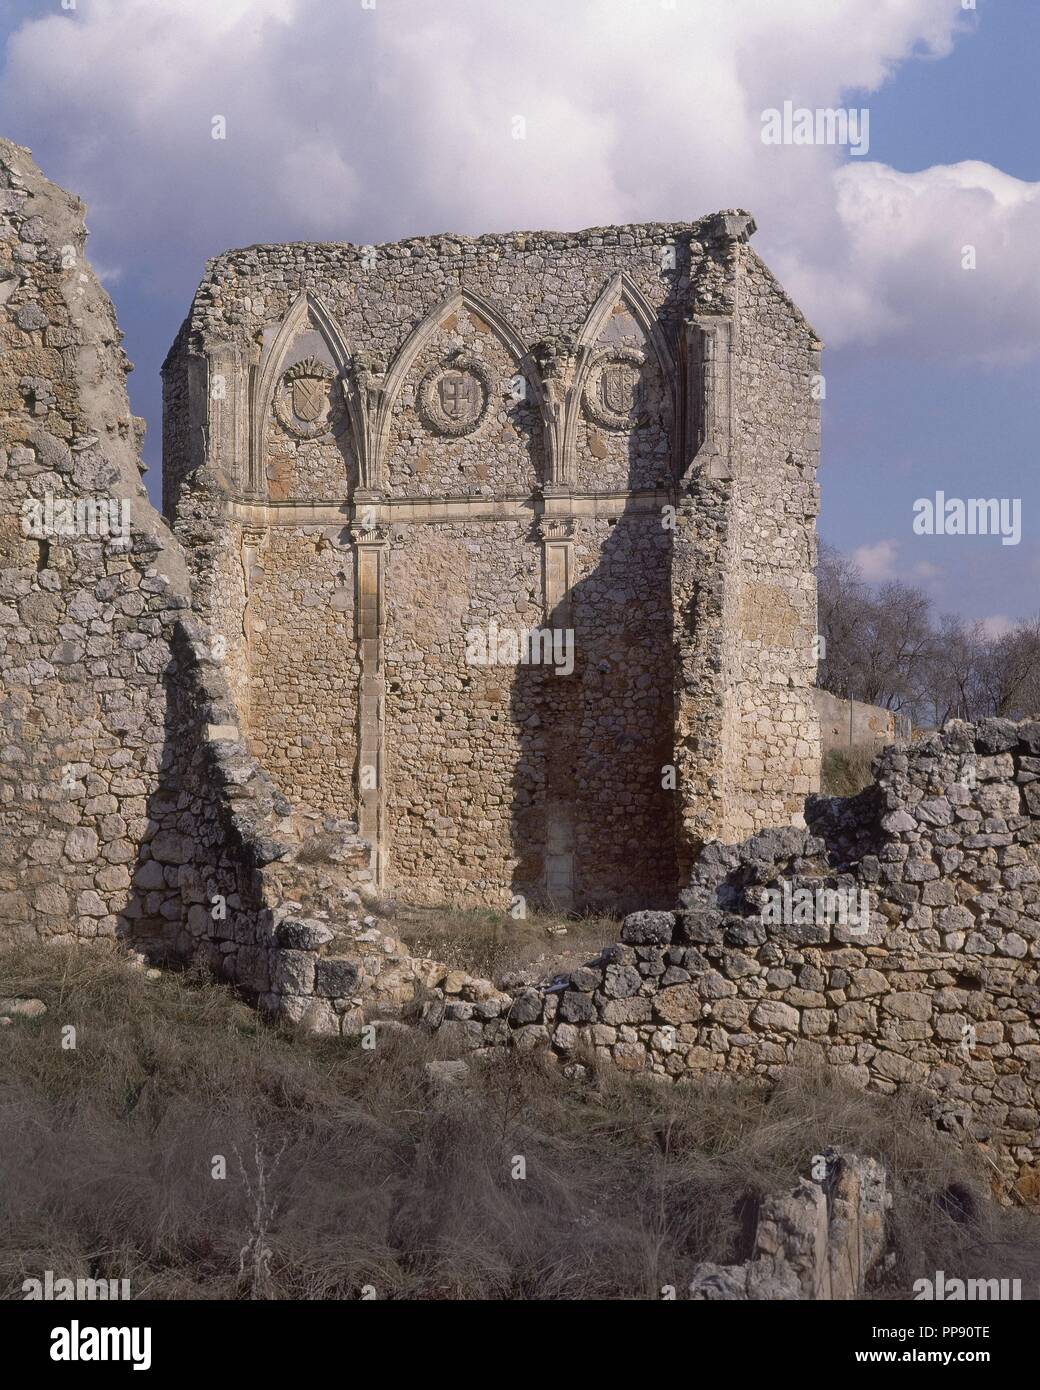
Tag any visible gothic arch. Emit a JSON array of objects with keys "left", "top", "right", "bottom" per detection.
[
  {"left": 372, "top": 288, "right": 546, "bottom": 491},
  {"left": 561, "top": 272, "right": 678, "bottom": 486},
  {"left": 248, "top": 291, "right": 360, "bottom": 495}
]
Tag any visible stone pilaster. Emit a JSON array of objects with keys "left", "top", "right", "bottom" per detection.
[
  {"left": 351, "top": 518, "right": 389, "bottom": 887},
  {"left": 206, "top": 342, "right": 250, "bottom": 493},
  {"left": 536, "top": 516, "right": 577, "bottom": 909},
  {"left": 537, "top": 516, "right": 575, "bottom": 626},
  {"left": 684, "top": 313, "right": 735, "bottom": 481}
]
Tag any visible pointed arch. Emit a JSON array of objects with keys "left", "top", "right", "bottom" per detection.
[
  {"left": 249, "top": 292, "right": 358, "bottom": 495},
  {"left": 372, "top": 288, "right": 546, "bottom": 489},
  {"left": 558, "top": 272, "right": 677, "bottom": 487},
  {"left": 573, "top": 271, "right": 675, "bottom": 402}
]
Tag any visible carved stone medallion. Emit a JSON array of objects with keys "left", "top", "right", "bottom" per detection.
[
  {"left": 274, "top": 357, "right": 335, "bottom": 439},
  {"left": 418, "top": 353, "right": 493, "bottom": 436},
  {"left": 583, "top": 346, "right": 647, "bottom": 431}
]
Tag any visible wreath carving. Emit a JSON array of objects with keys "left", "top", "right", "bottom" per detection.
[
  {"left": 418, "top": 353, "right": 494, "bottom": 437},
  {"left": 582, "top": 346, "right": 648, "bottom": 431},
  {"left": 273, "top": 357, "right": 336, "bottom": 439}
]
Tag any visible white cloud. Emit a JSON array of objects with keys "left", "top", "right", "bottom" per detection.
[
  {"left": 3, "top": 0, "right": 1032, "bottom": 366},
  {"left": 853, "top": 539, "right": 899, "bottom": 583},
  {"left": 781, "top": 160, "right": 1040, "bottom": 362}
]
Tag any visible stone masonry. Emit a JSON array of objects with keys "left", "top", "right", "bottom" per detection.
[
  {"left": 162, "top": 212, "right": 823, "bottom": 911},
  {"left": 407, "top": 721, "right": 1040, "bottom": 1194},
  {"left": 233, "top": 719, "right": 1040, "bottom": 1191},
  {"left": 8, "top": 143, "right": 1039, "bottom": 1193},
  {"left": 0, "top": 136, "right": 372, "bottom": 991}
]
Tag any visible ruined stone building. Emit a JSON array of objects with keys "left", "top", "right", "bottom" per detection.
[
  {"left": 6, "top": 141, "right": 1040, "bottom": 1193},
  {"left": 161, "top": 214, "right": 823, "bottom": 911}
]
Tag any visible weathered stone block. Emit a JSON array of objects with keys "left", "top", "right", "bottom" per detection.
[
  {"left": 752, "top": 1000, "right": 800, "bottom": 1033},
  {"left": 313, "top": 958, "right": 360, "bottom": 997},
  {"left": 652, "top": 985, "right": 701, "bottom": 1024},
  {"left": 621, "top": 911, "right": 675, "bottom": 945}
]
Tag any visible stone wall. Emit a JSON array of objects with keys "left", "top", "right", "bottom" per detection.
[
  {"left": 0, "top": 139, "right": 373, "bottom": 1008},
  {"left": 0, "top": 136, "right": 189, "bottom": 945},
  {"left": 6, "top": 139, "right": 1040, "bottom": 1200},
  {"left": 309, "top": 720, "right": 1035, "bottom": 1189},
  {"left": 815, "top": 688, "right": 912, "bottom": 756},
  {"left": 162, "top": 212, "right": 822, "bottom": 910},
  {"left": 670, "top": 215, "right": 822, "bottom": 872}
]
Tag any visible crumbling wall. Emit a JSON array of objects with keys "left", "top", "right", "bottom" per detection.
[
  {"left": 0, "top": 136, "right": 190, "bottom": 944},
  {"left": 0, "top": 139, "right": 370, "bottom": 1004},
  {"left": 671, "top": 215, "right": 821, "bottom": 867},
  {"left": 163, "top": 215, "right": 821, "bottom": 910},
  {"left": 282, "top": 721, "right": 1038, "bottom": 1188},
  {"left": 725, "top": 242, "right": 822, "bottom": 836}
]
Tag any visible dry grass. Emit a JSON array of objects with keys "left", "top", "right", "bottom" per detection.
[
  {"left": 393, "top": 903, "right": 619, "bottom": 983},
  {"left": 1, "top": 940, "right": 1038, "bottom": 1300},
  {"left": 821, "top": 746, "right": 877, "bottom": 797}
]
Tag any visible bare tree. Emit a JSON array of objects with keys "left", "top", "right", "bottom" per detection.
[
  {"left": 816, "top": 546, "right": 1038, "bottom": 727},
  {"left": 856, "top": 580, "right": 934, "bottom": 714},
  {"left": 816, "top": 543, "right": 870, "bottom": 702},
  {"left": 981, "top": 618, "right": 1040, "bottom": 720},
  {"left": 922, "top": 615, "right": 991, "bottom": 727},
  {"left": 817, "top": 546, "right": 934, "bottom": 714}
]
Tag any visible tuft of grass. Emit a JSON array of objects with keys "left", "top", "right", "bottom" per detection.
[
  {"left": 821, "top": 746, "right": 877, "bottom": 797},
  {"left": 394, "top": 904, "right": 618, "bottom": 983},
  {"left": 1, "top": 940, "right": 1038, "bottom": 1300}
]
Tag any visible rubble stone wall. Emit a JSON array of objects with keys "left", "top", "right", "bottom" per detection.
[
  {"left": 0, "top": 135, "right": 191, "bottom": 946},
  {"left": 5, "top": 141, "right": 1039, "bottom": 1188},
  {"left": 162, "top": 213, "right": 823, "bottom": 909},
  {"left": 0, "top": 138, "right": 372, "bottom": 1007},
  {"left": 296, "top": 721, "right": 1034, "bottom": 1188},
  {"left": 537, "top": 722, "right": 1038, "bottom": 1187}
]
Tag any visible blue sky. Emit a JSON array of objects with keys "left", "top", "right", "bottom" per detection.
[{"left": 1, "top": 0, "right": 1036, "bottom": 627}]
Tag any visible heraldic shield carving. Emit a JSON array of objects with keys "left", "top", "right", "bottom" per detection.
[
  {"left": 418, "top": 352, "right": 494, "bottom": 437},
  {"left": 274, "top": 357, "right": 335, "bottom": 439},
  {"left": 583, "top": 346, "right": 647, "bottom": 431}
]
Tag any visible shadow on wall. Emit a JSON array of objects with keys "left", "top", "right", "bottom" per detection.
[
  {"left": 509, "top": 348, "right": 681, "bottom": 917},
  {"left": 119, "top": 621, "right": 279, "bottom": 990}
]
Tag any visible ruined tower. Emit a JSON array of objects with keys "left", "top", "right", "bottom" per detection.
[{"left": 162, "top": 212, "right": 822, "bottom": 911}]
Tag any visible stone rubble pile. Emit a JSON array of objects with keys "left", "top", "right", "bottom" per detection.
[{"left": 263, "top": 720, "right": 1040, "bottom": 1189}]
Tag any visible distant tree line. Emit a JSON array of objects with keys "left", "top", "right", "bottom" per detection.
[{"left": 816, "top": 543, "right": 1040, "bottom": 728}]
